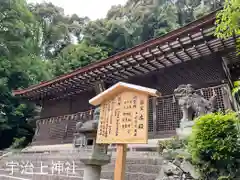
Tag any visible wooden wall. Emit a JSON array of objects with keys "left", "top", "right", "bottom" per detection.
[
  {"left": 40, "top": 55, "right": 227, "bottom": 118},
  {"left": 40, "top": 90, "right": 96, "bottom": 118},
  {"left": 128, "top": 55, "right": 227, "bottom": 95}
]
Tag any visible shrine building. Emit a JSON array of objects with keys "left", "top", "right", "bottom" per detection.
[{"left": 13, "top": 10, "right": 239, "bottom": 148}]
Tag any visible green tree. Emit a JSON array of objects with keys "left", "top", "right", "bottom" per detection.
[
  {"left": 0, "top": 0, "right": 54, "bottom": 149},
  {"left": 52, "top": 42, "right": 108, "bottom": 76},
  {"left": 215, "top": 0, "right": 240, "bottom": 54},
  {"left": 83, "top": 0, "right": 180, "bottom": 55},
  {"left": 29, "top": 2, "right": 89, "bottom": 57},
  {"left": 0, "top": 0, "right": 35, "bottom": 57},
  {"left": 83, "top": 0, "right": 221, "bottom": 55}
]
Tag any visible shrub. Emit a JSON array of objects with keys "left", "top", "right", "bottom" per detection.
[
  {"left": 188, "top": 112, "right": 240, "bottom": 179},
  {"left": 157, "top": 136, "right": 187, "bottom": 155},
  {"left": 10, "top": 137, "right": 27, "bottom": 149}
]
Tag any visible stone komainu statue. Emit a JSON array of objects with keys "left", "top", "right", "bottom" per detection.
[{"left": 174, "top": 84, "right": 217, "bottom": 122}]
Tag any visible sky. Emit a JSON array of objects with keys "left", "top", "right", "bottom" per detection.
[{"left": 27, "top": 0, "right": 128, "bottom": 20}]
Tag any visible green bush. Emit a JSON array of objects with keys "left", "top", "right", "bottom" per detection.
[
  {"left": 157, "top": 136, "right": 187, "bottom": 155},
  {"left": 10, "top": 137, "right": 27, "bottom": 149},
  {"left": 188, "top": 112, "right": 240, "bottom": 179}
]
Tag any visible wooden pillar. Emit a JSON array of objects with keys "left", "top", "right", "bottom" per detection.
[
  {"left": 114, "top": 144, "right": 127, "bottom": 180},
  {"left": 221, "top": 84, "right": 233, "bottom": 110},
  {"left": 152, "top": 97, "right": 157, "bottom": 136},
  {"left": 221, "top": 57, "right": 233, "bottom": 88},
  {"left": 94, "top": 80, "right": 106, "bottom": 94}
]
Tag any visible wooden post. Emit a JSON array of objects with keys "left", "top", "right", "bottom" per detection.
[
  {"left": 114, "top": 144, "right": 127, "bottom": 180},
  {"left": 152, "top": 97, "right": 157, "bottom": 136}
]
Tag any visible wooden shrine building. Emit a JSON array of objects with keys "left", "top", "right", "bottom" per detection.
[{"left": 13, "top": 10, "right": 239, "bottom": 146}]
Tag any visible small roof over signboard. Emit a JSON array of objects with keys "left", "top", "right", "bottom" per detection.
[{"left": 89, "top": 82, "right": 160, "bottom": 106}]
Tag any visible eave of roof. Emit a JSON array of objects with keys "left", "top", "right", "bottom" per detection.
[{"left": 13, "top": 10, "right": 217, "bottom": 97}]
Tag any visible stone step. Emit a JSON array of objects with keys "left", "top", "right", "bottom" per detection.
[
  {"left": 103, "top": 164, "right": 161, "bottom": 174},
  {"left": 101, "top": 171, "right": 157, "bottom": 180},
  {"left": 0, "top": 167, "right": 85, "bottom": 178},
  {"left": 0, "top": 170, "right": 157, "bottom": 180},
  {"left": 1, "top": 158, "right": 163, "bottom": 167},
  {"left": 0, "top": 160, "right": 161, "bottom": 175},
  {"left": 0, "top": 173, "right": 83, "bottom": 180},
  {"left": 0, "top": 152, "right": 162, "bottom": 180}
]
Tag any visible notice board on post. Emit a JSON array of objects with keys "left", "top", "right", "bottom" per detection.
[{"left": 89, "top": 82, "right": 160, "bottom": 144}]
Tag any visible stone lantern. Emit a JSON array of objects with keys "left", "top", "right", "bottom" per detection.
[{"left": 73, "top": 107, "right": 111, "bottom": 180}]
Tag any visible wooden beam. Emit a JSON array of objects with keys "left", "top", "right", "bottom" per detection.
[
  {"left": 121, "top": 59, "right": 144, "bottom": 74},
  {"left": 119, "top": 69, "right": 134, "bottom": 77},
  {"left": 204, "top": 41, "right": 214, "bottom": 53},
  {"left": 113, "top": 71, "right": 128, "bottom": 79},
  {"left": 126, "top": 66, "right": 142, "bottom": 75},
  {"left": 142, "top": 60, "right": 158, "bottom": 70},
  {"left": 173, "top": 52, "right": 184, "bottom": 62},
  {"left": 68, "top": 80, "right": 89, "bottom": 90},
  {"left": 106, "top": 65, "right": 126, "bottom": 80},
  {"left": 134, "top": 63, "right": 151, "bottom": 72},
  {"left": 176, "top": 38, "right": 193, "bottom": 60},
  {"left": 93, "top": 69, "right": 112, "bottom": 81},
  {"left": 112, "top": 63, "right": 135, "bottom": 77},
  {"left": 192, "top": 45, "right": 202, "bottom": 56},
  {"left": 220, "top": 39, "right": 226, "bottom": 49},
  {"left": 149, "top": 58, "right": 165, "bottom": 68},
  {"left": 157, "top": 45, "right": 174, "bottom": 64},
  {"left": 139, "top": 52, "right": 158, "bottom": 70},
  {"left": 148, "top": 49, "right": 167, "bottom": 67}
]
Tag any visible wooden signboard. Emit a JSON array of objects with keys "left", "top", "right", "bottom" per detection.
[
  {"left": 96, "top": 91, "right": 149, "bottom": 144},
  {"left": 89, "top": 82, "right": 160, "bottom": 180}
]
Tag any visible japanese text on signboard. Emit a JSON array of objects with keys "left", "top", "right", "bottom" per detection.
[{"left": 97, "top": 91, "right": 148, "bottom": 144}]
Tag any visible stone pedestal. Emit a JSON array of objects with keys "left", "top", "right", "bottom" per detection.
[
  {"left": 176, "top": 121, "right": 194, "bottom": 139},
  {"left": 80, "top": 144, "right": 111, "bottom": 180},
  {"left": 74, "top": 107, "right": 111, "bottom": 180},
  {"left": 83, "top": 165, "right": 101, "bottom": 180}
]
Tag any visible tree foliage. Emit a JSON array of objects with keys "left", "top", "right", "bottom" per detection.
[
  {"left": 52, "top": 43, "right": 108, "bottom": 76},
  {"left": 215, "top": 0, "right": 240, "bottom": 54},
  {"left": 83, "top": 0, "right": 221, "bottom": 55},
  {"left": 0, "top": 0, "right": 35, "bottom": 57},
  {"left": 29, "top": 2, "right": 90, "bottom": 58},
  {"left": 0, "top": 0, "right": 53, "bottom": 149}
]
